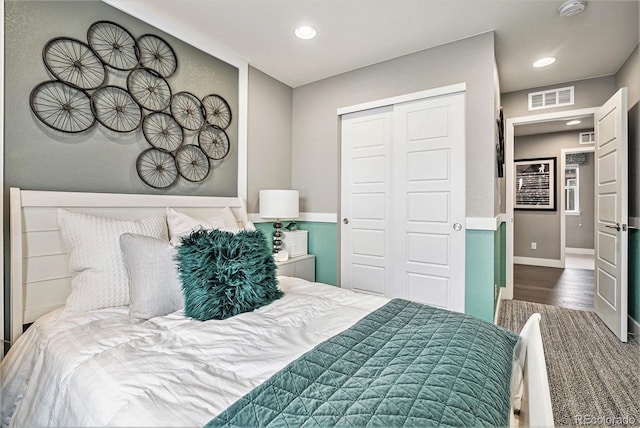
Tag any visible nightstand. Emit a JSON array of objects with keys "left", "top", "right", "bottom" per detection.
[{"left": 275, "top": 254, "right": 316, "bottom": 282}]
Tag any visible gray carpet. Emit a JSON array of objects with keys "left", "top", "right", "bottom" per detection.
[{"left": 497, "top": 300, "right": 640, "bottom": 427}]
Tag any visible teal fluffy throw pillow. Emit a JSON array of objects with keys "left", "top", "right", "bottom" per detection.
[{"left": 176, "top": 229, "right": 283, "bottom": 321}]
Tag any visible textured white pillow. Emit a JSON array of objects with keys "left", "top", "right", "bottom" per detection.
[
  {"left": 120, "top": 233, "right": 183, "bottom": 319},
  {"left": 58, "top": 209, "right": 168, "bottom": 315},
  {"left": 166, "top": 207, "right": 244, "bottom": 245}
]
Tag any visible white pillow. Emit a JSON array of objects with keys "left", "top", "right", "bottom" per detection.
[
  {"left": 218, "top": 206, "right": 241, "bottom": 233},
  {"left": 166, "top": 207, "right": 226, "bottom": 245},
  {"left": 58, "top": 209, "right": 168, "bottom": 315},
  {"left": 120, "top": 233, "right": 183, "bottom": 319},
  {"left": 166, "top": 207, "right": 246, "bottom": 245}
]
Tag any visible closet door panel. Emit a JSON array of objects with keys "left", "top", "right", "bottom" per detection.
[
  {"left": 340, "top": 89, "right": 466, "bottom": 313},
  {"left": 392, "top": 93, "right": 466, "bottom": 311},
  {"left": 340, "top": 106, "right": 393, "bottom": 296}
]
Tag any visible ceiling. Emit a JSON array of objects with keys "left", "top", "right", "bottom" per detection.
[
  {"left": 514, "top": 115, "right": 595, "bottom": 136},
  {"left": 106, "top": 0, "right": 639, "bottom": 92}
]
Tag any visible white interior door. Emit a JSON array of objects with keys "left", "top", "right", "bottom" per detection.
[
  {"left": 594, "top": 87, "right": 628, "bottom": 342},
  {"left": 391, "top": 94, "right": 466, "bottom": 311},
  {"left": 340, "top": 107, "right": 393, "bottom": 295}
]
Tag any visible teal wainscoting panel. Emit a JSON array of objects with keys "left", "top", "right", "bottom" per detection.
[
  {"left": 254, "top": 221, "right": 338, "bottom": 286},
  {"left": 296, "top": 221, "right": 337, "bottom": 286},
  {"left": 630, "top": 229, "right": 640, "bottom": 323},
  {"left": 254, "top": 222, "right": 275, "bottom": 244},
  {"left": 466, "top": 229, "right": 496, "bottom": 322}
]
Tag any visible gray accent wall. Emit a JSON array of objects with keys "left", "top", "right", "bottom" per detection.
[
  {"left": 4, "top": 0, "right": 239, "bottom": 198},
  {"left": 514, "top": 131, "right": 592, "bottom": 260},
  {"left": 291, "top": 32, "right": 498, "bottom": 218}
]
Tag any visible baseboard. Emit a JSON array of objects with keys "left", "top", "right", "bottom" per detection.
[
  {"left": 513, "top": 256, "right": 564, "bottom": 268},
  {"left": 629, "top": 316, "right": 640, "bottom": 345},
  {"left": 494, "top": 286, "right": 504, "bottom": 325},
  {"left": 565, "top": 247, "right": 595, "bottom": 255}
]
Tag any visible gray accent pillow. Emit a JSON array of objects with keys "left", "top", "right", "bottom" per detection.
[{"left": 120, "top": 233, "right": 184, "bottom": 319}]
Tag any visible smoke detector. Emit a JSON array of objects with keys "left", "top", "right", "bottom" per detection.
[{"left": 559, "top": 0, "right": 586, "bottom": 17}]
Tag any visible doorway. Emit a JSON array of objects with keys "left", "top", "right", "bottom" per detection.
[
  {"left": 505, "top": 107, "right": 598, "bottom": 302},
  {"left": 509, "top": 117, "right": 597, "bottom": 311},
  {"left": 562, "top": 147, "right": 596, "bottom": 271},
  {"left": 505, "top": 88, "right": 630, "bottom": 342}
]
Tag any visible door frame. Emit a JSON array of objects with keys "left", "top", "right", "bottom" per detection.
[{"left": 504, "top": 107, "right": 598, "bottom": 299}]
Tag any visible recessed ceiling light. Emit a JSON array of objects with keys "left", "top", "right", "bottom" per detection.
[
  {"left": 294, "top": 25, "right": 317, "bottom": 40},
  {"left": 533, "top": 57, "right": 556, "bottom": 68},
  {"left": 566, "top": 120, "right": 581, "bottom": 126}
]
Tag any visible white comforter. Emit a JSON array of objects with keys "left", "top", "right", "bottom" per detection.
[{"left": 1, "top": 278, "right": 388, "bottom": 427}]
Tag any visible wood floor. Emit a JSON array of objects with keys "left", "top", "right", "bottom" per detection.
[{"left": 514, "top": 264, "right": 595, "bottom": 311}]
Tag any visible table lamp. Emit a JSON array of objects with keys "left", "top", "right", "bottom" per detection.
[{"left": 259, "top": 190, "right": 299, "bottom": 253}]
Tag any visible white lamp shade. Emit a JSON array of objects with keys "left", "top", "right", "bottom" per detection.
[{"left": 260, "top": 190, "right": 299, "bottom": 219}]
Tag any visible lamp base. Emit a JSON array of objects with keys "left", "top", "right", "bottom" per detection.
[{"left": 272, "top": 221, "right": 283, "bottom": 253}]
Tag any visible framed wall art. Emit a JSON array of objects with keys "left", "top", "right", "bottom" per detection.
[{"left": 514, "top": 157, "right": 556, "bottom": 211}]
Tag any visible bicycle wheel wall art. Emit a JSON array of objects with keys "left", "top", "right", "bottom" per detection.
[{"left": 29, "top": 19, "right": 233, "bottom": 189}]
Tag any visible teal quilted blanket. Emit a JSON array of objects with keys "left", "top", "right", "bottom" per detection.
[{"left": 207, "top": 299, "right": 520, "bottom": 427}]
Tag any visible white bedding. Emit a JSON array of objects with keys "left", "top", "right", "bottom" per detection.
[{"left": 1, "top": 277, "right": 388, "bottom": 428}]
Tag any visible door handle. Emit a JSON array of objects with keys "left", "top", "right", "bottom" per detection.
[
  {"left": 343, "top": 218, "right": 349, "bottom": 224},
  {"left": 605, "top": 223, "right": 621, "bottom": 231}
]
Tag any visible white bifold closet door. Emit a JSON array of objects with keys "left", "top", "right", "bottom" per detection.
[{"left": 341, "top": 91, "right": 466, "bottom": 312}]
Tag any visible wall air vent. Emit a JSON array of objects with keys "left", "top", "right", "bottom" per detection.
[
  {"left": 579, "top": 131, "right": 595, "bottom": 144},
  {"left": 528, "top": 86, "right": 574, "bottom": 111}
]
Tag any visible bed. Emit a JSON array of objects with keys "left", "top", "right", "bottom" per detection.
[{"left": 1, "top": 188, "right": 554, "bottom": 427}]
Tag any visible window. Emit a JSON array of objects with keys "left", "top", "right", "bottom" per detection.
[{"left": 565, "top": 165, "right": 579, "bottom": 214}]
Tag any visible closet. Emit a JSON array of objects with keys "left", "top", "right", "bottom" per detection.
[{"left": 339, "top": 87, "right": 466, "bottom": 312}]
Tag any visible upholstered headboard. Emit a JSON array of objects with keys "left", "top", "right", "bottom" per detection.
[{"left": 9, "top": 188, "right": 249, "bottom": 344}]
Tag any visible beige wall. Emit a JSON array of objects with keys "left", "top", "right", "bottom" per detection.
[
  {"left": 614, "top": 43, "right": 639, "bottom": 220},
  {"left": 615, "top": 45, "right": 639, "bottom": 108},
  {"left": 247, "top": 67, "right": 293, "bottom": 213},
  {"left": 291, "top": 32, "right": 498, "bottom": 218},
  {"left": 501, "top": 76, "right": 617, "bottom": 120},
  {"left": 566, "top": 153, "right": 595, "bottom": 249}
]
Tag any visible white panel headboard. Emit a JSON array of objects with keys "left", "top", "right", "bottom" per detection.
[{"left": 9, "top": 188, "right": 249, "bottom": 345}]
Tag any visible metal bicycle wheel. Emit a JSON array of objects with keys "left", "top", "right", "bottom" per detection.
[
  {"left": 142, "top": 112, "right": 184, "bottom": 152},
  {"left": 202, "top": 94, "right": 232, "bottom": 130},
  {"left": 137, "top": 34, "right": 178, "bottom": 78},
  {"left": 43, "top": 37, "right": 107, "bottom": 90},
  {"left": 136, "top": 148, "right": 178, "bottom": 189},
  {"left": 175, "top": 144, "right": 210, "bottom": 182},
  {"left": 170, "top": 91, "right": 205, "bottom": 131},
  {"left": 30, "top": 80, "right": 96, "bottom": 133},
  {"left": 127, "top": 67, "right": 172, "bottom": 112},
  {"left": 91, "top": 85, "right": 142, "bottom": 132},
  {"left": 87, "top": 21, "right": 139, "bottom": 70},
  {"left": 198, "top": 125, "right": 230, "bottom": 160}
]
